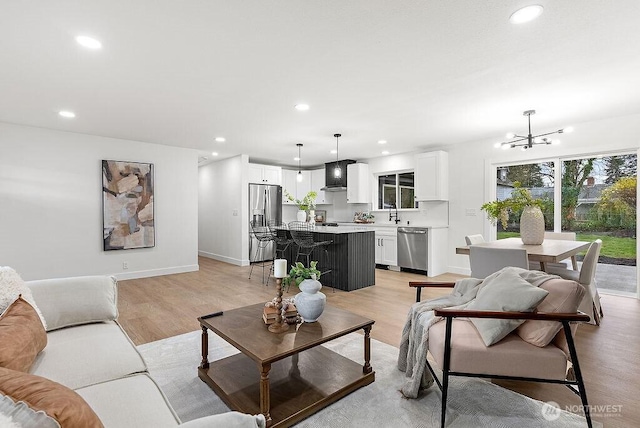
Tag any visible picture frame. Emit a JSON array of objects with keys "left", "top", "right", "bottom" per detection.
[{"left": 102, "top": 159, "right": 155, "bottom": 251}]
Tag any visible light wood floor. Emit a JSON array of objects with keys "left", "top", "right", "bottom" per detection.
[{"left": 118, "top": 257, "right": 639, "bottom": 427}]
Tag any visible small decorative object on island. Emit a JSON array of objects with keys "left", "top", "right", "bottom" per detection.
[
  {"left": 268, "top": 259, "right": 289, "bottom": 333},
  {"left": 285, "top": 190, "right": 318, "bottom": 223},
  {"left": 284, "top": 261, "right": 326, "bottom": 322},
  {"left": 481, "top": 182, "right": 545, "bottom": 245}
]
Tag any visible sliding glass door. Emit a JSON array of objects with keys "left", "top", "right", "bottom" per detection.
[{"left": 494, "top": 153, "right": 637, "bottom": 296}]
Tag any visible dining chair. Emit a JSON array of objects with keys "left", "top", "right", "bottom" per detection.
[
  {"left": 546, "top": 239, "right": 603, "bottom": 325},
  {"left": 529, "top": 231, "right": 578, "bottom": 271},
  {"left": 468, "top": 246, "right": 529, "bottom": 279},
  {"left": 464, "top": 234, "right": 485, "bottom": 245}
]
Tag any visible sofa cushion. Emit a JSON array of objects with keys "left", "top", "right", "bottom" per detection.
[
  {"left": 0, "top": 366, "right": 103, "bottom": 428},
  {"left": 429, "top": 319, "right": 569, "bottom": 380},
  {"left": 27, "top": 276, "right": 117, "bottom": 331},
  {"left": 76, "top": 374, "right": 179, "bottom": 428},
  {"left": 0, "top": 297, "right": 48, "bottom": 372},
  {"left": 465, "top": 269, "right": 549, "bottom": 346},
  {"left": 30, "top": 321, "right": 146, "bottom": 390},
  {"left": 0, "top": 394, "right": 60, "bottom": 428},
  {"left": 0, "top": 267, "right": 47, "bottom": 329},
  {"left": 517, "top": 279, "right": 585, "bottom": 347}
]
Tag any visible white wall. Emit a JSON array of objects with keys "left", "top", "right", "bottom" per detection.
[
  {"left": 198, "top": 155, "right": 249, "bottom": 265},
  {"left": 0, "top": 122, "right": 199, "bottom": 280},
  {"left": 445, "top": 112, "right": 640, "bottom": 275}
]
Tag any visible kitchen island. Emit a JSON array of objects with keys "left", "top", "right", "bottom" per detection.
[{"left": 279, "top": 226, "right": 375, "bottom": 291}]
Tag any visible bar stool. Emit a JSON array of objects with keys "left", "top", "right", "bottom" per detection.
[
  {"left": 249, "top": 221, "right": 274, "bottom": 285},
  {"left": 288, "top": 221, "right": 334, "bottom": 292},
  {"left": 267, "top": 220, "right": 293, "bottom": 260}
]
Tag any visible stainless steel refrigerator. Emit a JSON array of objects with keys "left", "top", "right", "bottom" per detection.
[{"left": 249, "top": 183, "right": 282, "bottom": 262}]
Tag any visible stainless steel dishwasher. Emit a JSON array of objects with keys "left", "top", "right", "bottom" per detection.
[{"left": 397, "top": 227, "right": 428, "bottom": 272}]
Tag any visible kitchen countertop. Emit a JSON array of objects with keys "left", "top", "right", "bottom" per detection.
[
  {"left": 310, "top": 225, "right": 374, "bottom": 234},
  {"left": 335, "top": 222, "right": 449, "bottom": 229}
]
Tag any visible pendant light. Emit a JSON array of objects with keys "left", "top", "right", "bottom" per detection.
[
  {"left": 296, "top": 143, "right": 303, "bottom": 182},
  {"left": 333, "top": 133, "right": 342, "bottom": 178}
]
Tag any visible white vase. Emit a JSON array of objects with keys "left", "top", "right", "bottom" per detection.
[
  {"left": 520, "top": 206, "right": 545, "bottom": 245},
  {"left": 294, "top": 278, "right": 326, "bottom": 322},
  {"left": 296, "top": 210, "right": 307, "bottom": 222},
  {"left": 307, "top": 209, "right": 315, "bottom": 223}
]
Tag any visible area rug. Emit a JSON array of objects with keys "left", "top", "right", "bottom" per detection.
[{"left": 138, "top": 330, "right": 597, "bottom": 428}]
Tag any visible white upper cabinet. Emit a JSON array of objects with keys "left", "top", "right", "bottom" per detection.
[
  {"left": 249, "top": 163, "right": 282, "bottom": 185},
  {"left": 310, "top": 168, "right": 332, "bottom": 204},
  {"left": 414, "top": 151, "right": 448, "bottom": 201},
  {"left": 347, "top": 163, "right": 370, "bottom": 204}
]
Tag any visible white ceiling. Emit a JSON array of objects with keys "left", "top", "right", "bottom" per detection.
[{"left": 2, "top": 1, "right": 640, "bottom": 168}]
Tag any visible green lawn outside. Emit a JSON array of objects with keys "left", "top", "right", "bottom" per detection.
[{"left": 497, "top": 232, "right": 636, "bottom": 259}]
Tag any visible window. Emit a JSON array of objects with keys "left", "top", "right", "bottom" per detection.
[{"left": 378, "top": 172, "right": 417, "bottom": 209}]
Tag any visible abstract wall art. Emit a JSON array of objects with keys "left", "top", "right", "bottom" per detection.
[{"left": 102, "top": 160, "right": 155, "bottom": 251}]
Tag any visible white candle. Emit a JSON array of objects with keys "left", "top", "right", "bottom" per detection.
[{"left": 274, "top": 259, "right": 287, "bottom": 278}]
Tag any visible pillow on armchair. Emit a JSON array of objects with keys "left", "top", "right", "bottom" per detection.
[
  {"left": 516, "top": 278, "right": 585, "bottom": 347},
  {"left": 466, "top": 269, "right": 549, "bottom": 346}
]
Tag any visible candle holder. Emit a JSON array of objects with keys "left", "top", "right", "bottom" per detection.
[{"left": 268, "top": 277, "right": 290, "bottom": 333}]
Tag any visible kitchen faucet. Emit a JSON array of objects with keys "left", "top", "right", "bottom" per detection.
[{"left": 389, "top": 205, "right": 400, "bottom": 224}]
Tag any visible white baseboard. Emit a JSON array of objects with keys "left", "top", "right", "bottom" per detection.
[
  {"left": 113, "top": 264, "right": 199, "bottom": 281},
  {"left": 198, "top": 250, "right": 249, "bottom": 266}
]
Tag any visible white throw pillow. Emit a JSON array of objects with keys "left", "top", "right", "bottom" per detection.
[
  {"left": 0, "top": 267, "right": 47, "bottom": 330},
  {"left": 466, "top": 269, "right": 548, "bottom": 346}
]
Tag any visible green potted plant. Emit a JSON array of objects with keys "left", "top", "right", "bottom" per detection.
[
  {"left": 283, "top": 261, "right": 322, "bottom": 288},
  {"left": 285, "top": 190, "right": 317, "bottom": 222},
  {"left": 480, "top": 182, "right": 545, "bottom": 244}
]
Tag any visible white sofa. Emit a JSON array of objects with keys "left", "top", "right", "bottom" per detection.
[{"left": 25, "top": 275, "right": 265, "bottom": 428}]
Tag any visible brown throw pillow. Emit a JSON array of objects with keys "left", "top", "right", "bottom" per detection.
[
  {"left": 0, "top": 366, "right": 104, "bottom": 428},
  {"left": 0, "top": 296, "right": 48, "bottom": 372},
  {"left": 516, "top": 278, "right": 585, "bottom": 347}
]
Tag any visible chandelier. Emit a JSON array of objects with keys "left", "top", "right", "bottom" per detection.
[{"left": 496, "top": 110, "right": 573, "bottom": 150}]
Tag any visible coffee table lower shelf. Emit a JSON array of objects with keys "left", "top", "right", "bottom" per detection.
[{"left": 198, "top": 345, "right": 375, "bottom": 427}]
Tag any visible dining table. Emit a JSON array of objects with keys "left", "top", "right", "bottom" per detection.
[{"left": 456, "top": 237, "right": 591, "bottom": 272}]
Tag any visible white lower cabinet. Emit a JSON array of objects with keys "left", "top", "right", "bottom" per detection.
[{"left": 375, "top": 229, "right": 397, "bottom": 266}]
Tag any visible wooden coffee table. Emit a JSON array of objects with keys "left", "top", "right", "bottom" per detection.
[{"left": 198, "top": 303, "right": 375, "bottom": 427}]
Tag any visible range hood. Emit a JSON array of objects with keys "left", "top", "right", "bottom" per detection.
[{"left": 321, "top": 160, "right": 356, "bottom": 191}]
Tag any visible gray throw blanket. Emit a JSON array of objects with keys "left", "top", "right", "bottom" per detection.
[{"left": 397, "top": 267, "right": 557, "bottom": 398}]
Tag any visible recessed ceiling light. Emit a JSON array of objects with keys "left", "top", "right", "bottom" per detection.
[
  {"left": 294, "top": 157, "right": 300, "bottom": 161},
  {"left": 215, "top": 137, "right": 226, "bottom": 142},
  {"left": 58, "top": 110, "right": 76, "bottom": 118},
  {"left": 509, "top": 5, "right": 544, "bottom": 24},
  {"left": 75, "top": 35, "right": 102, "bottom": 49},
  {"left": 330, "top": 149, "right": 337, "bottom": 154},
  {"left": 211, "top": 152, "right": 219, "bottom": 156},
  {"left": 494, "top": 142, "right": 502, "bottom": 148},
  {"left": 378, "top": 140, "right": 387, "bottom": 145},
  {"left": 294, "top": 104, "right": 310, "bottom": 111},
  {"left": 563, "top": 126, "right": 574, "bottom": 133},
  {"left": 381, "top": 151, "right": 390, "bottom": 156}
]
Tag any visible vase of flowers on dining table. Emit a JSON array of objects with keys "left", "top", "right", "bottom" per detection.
[{"left": 481, "top": 182, "right": 545, "bottom": 245}]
